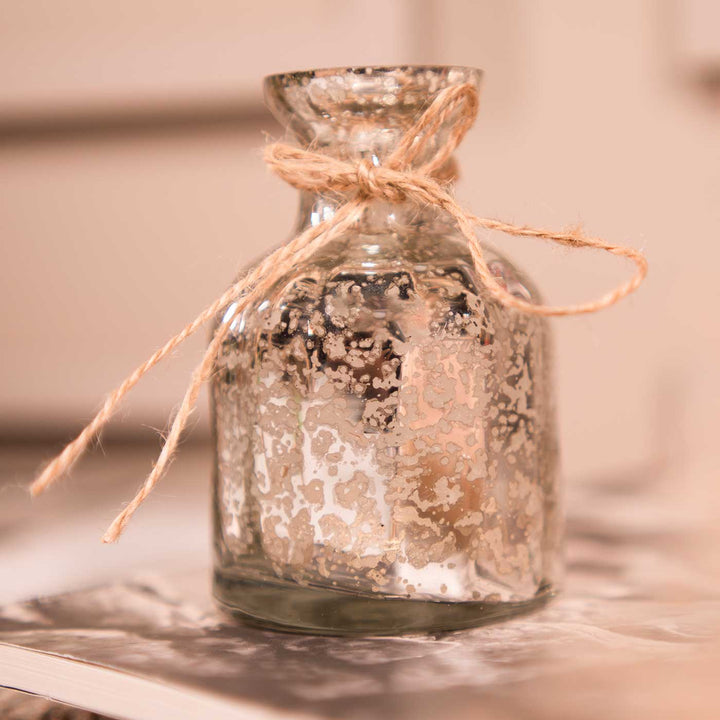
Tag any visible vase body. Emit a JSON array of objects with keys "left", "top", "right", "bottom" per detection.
[{"left": 211, "top": 66, "right": 561, "bottom": 635}]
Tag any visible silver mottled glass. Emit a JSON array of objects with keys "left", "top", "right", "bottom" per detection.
[{"left": 212, "top": 66, "right": 561, "bottom": 635}]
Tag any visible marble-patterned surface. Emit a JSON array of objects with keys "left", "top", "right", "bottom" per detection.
[{"left": 0, "top": 443, "right": 718, "bottom": 719}]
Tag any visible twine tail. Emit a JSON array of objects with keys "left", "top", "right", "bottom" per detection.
[
  {"left": 29, "top": 282, "right": 247, "bottom": 499},
  {"left": 463, "top": 212, "right": 648, "bottom": 316},
  {"left": 102, "top": 317, "right": 232, "bottom": 543},
  {"left": 29, "top": 200, "right": 364, "bottom": 542},
  {"left": 399, "top": 177, "right": 648, "bottom": 317},
  {"left": 102, "top": 201, "right": 365, "bottom": 541}
]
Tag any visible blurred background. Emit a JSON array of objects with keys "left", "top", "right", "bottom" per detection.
[
  {"left": 0, "top": 2, "right": 719, "bottom": 718},
  {"left": 0, "top": 0, "right": 718, "bottom": 596}
]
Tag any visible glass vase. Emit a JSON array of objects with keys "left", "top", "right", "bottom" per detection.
[{"left": 211, "top": 66, "right": 561, "bottom": 635}]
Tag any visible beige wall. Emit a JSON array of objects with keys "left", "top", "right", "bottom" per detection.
[{"left": 1, "top": 1, "right": 718, "bottom": 496}]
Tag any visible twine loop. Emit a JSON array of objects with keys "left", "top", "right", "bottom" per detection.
[{"left": 30, "top": 82, "right": 647, "bottom": 543}]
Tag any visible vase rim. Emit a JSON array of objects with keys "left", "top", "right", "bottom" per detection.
[
  {"left": 263, "top": 65, "right": 483, "bottom": 145},
  {"left": 264, "top": 64, "right": 483, "bottom": 85}
]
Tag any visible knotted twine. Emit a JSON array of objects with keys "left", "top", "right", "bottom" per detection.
[{"left": 30, "top": 83, "right": 647, "bottom": 543}]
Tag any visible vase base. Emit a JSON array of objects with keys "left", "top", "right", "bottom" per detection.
[{"left": 213, "top": 570, "right": 554, "bottom": 636}]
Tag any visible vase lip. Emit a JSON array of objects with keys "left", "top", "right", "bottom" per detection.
[
  {"left": 264, "top": 64, "right": 483, "bottom": 87},
  {"left": 263, "top": 65, "right": 482, "bottom": 145}
]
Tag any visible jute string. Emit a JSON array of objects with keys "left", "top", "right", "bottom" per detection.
[{"left": 30, "top": 84, "right": 647, "bottom": 542}]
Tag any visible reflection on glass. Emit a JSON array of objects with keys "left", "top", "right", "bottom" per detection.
[{"left": 211, "top": 66, "right": 560, "bottom": 635}]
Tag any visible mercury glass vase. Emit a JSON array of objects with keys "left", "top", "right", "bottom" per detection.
[{"left": 211, "top": 66, "right": 561, "bottom": 635}]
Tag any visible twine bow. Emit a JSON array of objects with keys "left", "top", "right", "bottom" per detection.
[{"left": 30, "top": 83, "right": 647, "bottom": 542}]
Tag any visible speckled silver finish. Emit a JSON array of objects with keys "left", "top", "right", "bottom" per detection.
[{"left": 211, "top": 66, "right": 560, "bottom": 633}]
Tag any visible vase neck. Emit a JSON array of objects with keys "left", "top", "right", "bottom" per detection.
[
  {"left": 264, "top": 65, "right": 481, "bottom": 168},
  {"left": 293, "top": 189, "right": 456, "bottom": 239}
]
